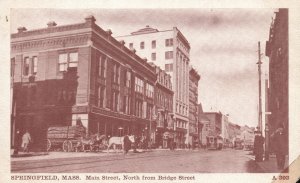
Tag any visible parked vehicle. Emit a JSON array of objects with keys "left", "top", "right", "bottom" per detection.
[
  {"left": 47, "top": 125, "right": 86, "bottom": 152},
  {"left": 234, "top": 138, "right": 244, "bottom": 150}
]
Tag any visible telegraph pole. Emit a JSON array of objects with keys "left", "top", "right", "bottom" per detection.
[{"left": 257, "top": 42, "right": 263, "bottom": 132}]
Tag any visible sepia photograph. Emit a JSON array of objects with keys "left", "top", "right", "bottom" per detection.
[
  {"left": 9, "top": 8, "right": 290, "bottom": 174},
  {"left": 1, "top": 1, "right": 300, "bottom": 182}
]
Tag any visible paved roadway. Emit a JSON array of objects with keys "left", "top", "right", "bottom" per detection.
[{"left": 11, "top": 149, "right": 262, "bottom": 173}]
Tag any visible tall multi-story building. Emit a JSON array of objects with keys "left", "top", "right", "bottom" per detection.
[
  {"left": 117, "top": 26, "right": 191, "bottom": 147},
  {"left": 11, "top": 16, "right": 156, "bottom": 151},
  {"left": 188, "top": 67, "right": 200, "bottom": 147},
  {"left": 151, "top": 64, "right": 174, "bottom": 148},
  {"left": 265, "top": 9, "right": 288, "bottom": 154}
]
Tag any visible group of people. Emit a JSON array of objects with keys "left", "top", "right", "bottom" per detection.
[
  {"left": 253, "top": 123, "right": 287, "bottom": 170},
  {"left": 13, "top": 130, "right": 32, "bottom": 155}
]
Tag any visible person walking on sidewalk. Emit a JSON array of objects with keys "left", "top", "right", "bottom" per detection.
[
  {"left": 21, "top": 130, "right": 32, "bottom": 153},
  {"left": 253, "top": 130, "right": 264, "bottom": 162},
  {"left": 271, "top": 123, "right": 287, "bottom": 170}
]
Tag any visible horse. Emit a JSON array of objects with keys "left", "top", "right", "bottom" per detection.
[{"left": 107, "top": 135, "right": 135, "bottom": 153}]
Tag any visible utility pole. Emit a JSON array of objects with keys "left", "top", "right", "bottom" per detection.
[{"left": 256, "top": 42, "right": 263, "bottom": 132}]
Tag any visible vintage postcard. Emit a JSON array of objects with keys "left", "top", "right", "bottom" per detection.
[{"left": 1, "top": 0, "right": 300, "bottom": 183}]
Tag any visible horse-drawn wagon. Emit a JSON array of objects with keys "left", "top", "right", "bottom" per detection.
[{"left": 46, "top": 125, "right": 86, "bottom": 152}]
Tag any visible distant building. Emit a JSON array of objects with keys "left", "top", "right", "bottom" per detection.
[
  {"left": 265, "top": 9, "right": 288, "bottom": 154},
  {"left": 197, "top": 103, "right": 210, "bottom": 146},
  {"left": 204, "top": 112, "right": 222, "bottom": 137},
  {"left": 11, "top": 16, "right": 156, "bottom": 151},
  {"left": 188, "top": 67, "right": 200, "bottom": 146},
  {"left": 117, "top": 26, "right": 191, "bottom": 148}
]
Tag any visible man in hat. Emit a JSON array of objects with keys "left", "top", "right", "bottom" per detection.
[
  {"left": 271, "top": 123, "right": 287, "bottom": 170},
  {"left": 253, "top": 130, "right": 264, "bottom": 162}
]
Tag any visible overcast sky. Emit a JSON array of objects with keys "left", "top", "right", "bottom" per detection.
[{"left": 11, "top": 9, "right": 276, "bottom": 127}]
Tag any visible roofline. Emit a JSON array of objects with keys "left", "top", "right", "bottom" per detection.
[{"left": 115, "top": 29, "right": 173, "bottom": 38}]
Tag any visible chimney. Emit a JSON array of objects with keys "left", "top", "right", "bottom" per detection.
[
  {"left": 47, "top": 21, "right": 57, "bottom": 27},
  {"left": 17, "top": 27, "right": 27, "bottom": 33},
  {"left": 106, "top": 29, "right": 112, "bottom": 36},
  {"left": 119, "top": 40, "right": 125, "bottom": 45},
  {"left": 85, "top": 15, "right": 96, "bottom": 26}
]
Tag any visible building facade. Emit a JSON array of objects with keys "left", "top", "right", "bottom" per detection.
[
  {"left": 197, "top": 103, "right": 210, "bottom": 146},
  {"left": 11, "top": 16, "right": 156, "bottom": 151},
  {"left": 265, "top": 9, "right": 288, "bottom": 154},
  {"left": 152, "top": 65, "right": 174, "bottom": 148},
  {"left": 117, "top": 26, "right": 191, "bottom": 148},
  {"left": 204, "top": 112, "right": 222, "bottom": 138},
  {"left": 188, "top": 67, "right": 200, "bottom": 147}
]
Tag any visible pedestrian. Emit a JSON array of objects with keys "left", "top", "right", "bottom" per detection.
[
  {"left": 21, "top": 130, "right": 32, "bottom": 153},
  {"left": 253, "top": 130, "right": 264, "bottom": 162},
  {"left": 123, "top": 135, "right": 131, "bottom": 154},
  {"left": 13, "top": 130, "right": 21, "bottom": 155},
  {"left": 271, "top": 123, "right": 287, "bottom": 170}
]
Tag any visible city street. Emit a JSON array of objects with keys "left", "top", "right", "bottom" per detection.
[{"left": 11, "top": 149, "right": 262, "bottom": 173}]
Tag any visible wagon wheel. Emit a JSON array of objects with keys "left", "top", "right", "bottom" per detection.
[
  {"left": 47, "top": 139, "right": 51, "bottom": 151},
  {"left": 63, "top": 140, "right": 73, "bottom": 152}
]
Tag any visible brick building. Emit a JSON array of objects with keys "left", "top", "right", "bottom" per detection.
[
  {"left": 11, "top": 16, "right": 156, "bottom": 151},
  {"left": 151, "top": 65, "right": 174, "bottom": 148},
  {"left": 117, "top": 26, "right": 191, "bottom": 148},
  {"left": 188, "top": 67, "right": 200, "bottom": 147},
  {"left": 265, "top": 9, "right": 288, "bottom": 154}
]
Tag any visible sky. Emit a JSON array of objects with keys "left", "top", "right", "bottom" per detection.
[{"left": 11, "top": 8, "right": 276, "bottom": 127}]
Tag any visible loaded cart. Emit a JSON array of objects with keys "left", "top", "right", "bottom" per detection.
[{"left": 47, "top": 125, "right": 86, "bottom": 152}]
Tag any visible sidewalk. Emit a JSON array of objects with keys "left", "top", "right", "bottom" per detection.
[
  {"left": 11, "top": 148, "right": 203, "bottom": 162},
  {"left": 255, "top": 155, "right": 288, "bottom": 173}
]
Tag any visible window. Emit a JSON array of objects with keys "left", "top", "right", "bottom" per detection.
[
  {"left": 152, "top": 40, "right": 156, "bottom": 49},
  {"left": 69, "top": 52, "right": 78, "bottom": 67},
  {"left": 11, "top": 58, "right": 15, "bottom": 77},
  {"left": 146, "top": 83, "right": 154, "bottom": 98},
  {"left": 165, "top": 51, "right": 173, "bottom": 59},
  {"left": 98, "top": 55, "right": 106, "bottom": 78},
  {"left": 23, "top": 57, "right": 30, "bottom": 76},
  {"left": 151, "top": 53, "right": 156, "bottom": 61},
  {"left": 112, "top": 63, "right": 120, "bottom": 84},
  {"left": 129, "top": 43, "right": 133, "bottom": 49},
  {"left": 165, "top": 38, "right": 173, "bottom": 47},
  {"left": 140, "top": 42, "right": 145, "bottom": 49},
  {"left": 32, "top": 56, "right": 38, "bottom": 75},
  {"left": 112, "top": 91, "right": 119, "bottom": 111},
  {"left": 125, "top": 71, "right": 131, "bottom": 88},
  {"left": 97, "top": 85, "right": 105, "bottom": 108},
  {"left": 165, "top": 63, "right": 173, "bottom": 72},
  {"left": 135, "top": 77, "right": 144, "bottom": 93},
  {"left": 59, "top": 52, "right": 78, "bottom": 72}
]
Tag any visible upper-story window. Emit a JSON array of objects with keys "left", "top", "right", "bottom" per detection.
[
  {"left": 151, "top": 53, "right": 156, "bottom": 61},
  {"left": 32, "top": 56, "right": 38, "bottom": 75},
  {"left": 11, "top": 58, "right": 15, "bottom": 77},
  {"left": 165, "top": 38, "right": 173, "bottom": 47},
  {"left": 135, "top": 77, "right": 144, "bottom": 94},
  {"left": 152, "top": 40, "right": 156, "bottom": 49},
  {"left": 23, "top": 57, "right": 30, "bottom": 76},
  {"left": 129, "top": 43, "right": 133, "bottom": 49},
  {"left": 165, "top": 63, "right": 173, "bottom": 72},
  {"left": 165, "top": 51, "right": 173, "bottom": 59},
  {"left": 112, "top": 62, "right": 120, "bottom": 84},
  {"left": 125, "top": 71, "right": 131, "bottom": 88},
  {"left": 146, "top": 83, "right": 154, "bottom": 98},
  {"left": 98, "top": 55, "right": 106, "bottom": 78},
  {"left": 59, "top": 52, "right": 78, "bottom": 72},
  {"left": 140, "top": 42, "right": 145, "bottom": 49}
]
